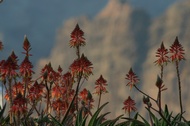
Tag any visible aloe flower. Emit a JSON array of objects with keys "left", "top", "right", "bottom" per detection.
[
  {"left": 125, "top": 68, "right": 139, "bottom": 90},
  {"left": 10, "top": 93, "right": 27, "bottom": 116},
  {"left": 27, "top": 81, "right": 44, "bottom": 102},
  {"left": 122, "top": 96, "right": 137, "bottom": 116},
  {"left": 41, "top": 63, "right": 58, "bottom": 82},
  {"left": 70, "top": 54, "right": 93, "bottom": 79},
  {"left": 169, "top": 37, "right": 185, "bottom": 119},
  {"left": 94, "top": 75, "right": 108, "bottom": 95},
  {"left": 154, "top": 42, "right": 169, "bottom": 66},
  {"left": 22, "top": 36, "right": 32, "bottom": 57},
  {"left": 0, "top": 52, "right": 18, "bottom": 79},
  {"left": 79, "top": 88, "right": 94, "bottom": 109},
  {"left": 70, "top": 24, "right": 85, "bottom": 48},
  {"left": 20, "top": 56, "right": 34, "bottom": 78},
  {"left": 169, "top": 37, "right": 185, "bottom": 62}
]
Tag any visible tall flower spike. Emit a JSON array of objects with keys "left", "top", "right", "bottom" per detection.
[
  {"left": 169, "top": 37, "right": 185, "bottom": 62},
  {"left": 122, "top": 96, "right": 137, "bottom": 115},
  {"left": 125, "top": 68, "right": 139, "bottom": 90},
  {"left": 70, "top": 24, "right": 85, "bottom": 48},
  {"left": 10, "top": 93, "right": 27, "bottom": 116},
  {"left": 20, "top": 56, "right": 34, "bottom": 78},
  {"left": 94, "top": 75, "right": 108, "bottom": 95},
  {"left": 70, "top": 54, "right": 93, "bottom": 79},
  {"left": 22, "top": 35, "right": 32, "bottom": 57},
  {"left": 80, "top": 88, "right": 94, "bottom": 109},
  {"left": 154, "top": 42, "right": 169, "bottom": 66},
  {"left": 0, "top": 52, "right": 19, "bottom": 79},
  {"left": 28, "top": 81, "right": 44, "bottom": 102}
]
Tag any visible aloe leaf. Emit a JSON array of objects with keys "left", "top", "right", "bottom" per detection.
[
  {"left": 138, "top": 113, "right": 150, "bottom": 126},
  {"left": 75, "top": 108, "right": 84, "bottom": 126},
  {"left": 88, "top": 102, "right": 109, "bottom": 126},
  {"left": 109, "top": 114, "right": 123, "bottom": 126},
  {"left": 96, "top": 112, "right": 110, "bottom": 125},
  {"left": 50, "top": 114, "right": 62, "bottom": 126}
]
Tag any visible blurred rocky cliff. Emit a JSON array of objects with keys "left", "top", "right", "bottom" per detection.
[{"left": 38, "top": 0, "right": 190, "bottom": 119}]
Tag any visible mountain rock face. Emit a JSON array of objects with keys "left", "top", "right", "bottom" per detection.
[{"left": 38, "top": 0, "right": 190, "bottom": 118}]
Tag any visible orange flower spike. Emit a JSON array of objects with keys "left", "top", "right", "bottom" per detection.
[
  {"left": 79, "top": 88, "right": 88, "bottom": 101},
  {"left": 10, "top": 93, "right": 27, "bottom": 116},
  {"left": 80, "top": 88, "right": 94, "bottom": 109},
  {"left": 94, "top": 75, "right": 108, "bottom": 95},
  {"left": 125, "top": 68, "right": 139, "bottom": 90},
  {"left": 52, "top": 85, "right": 65, "bottom": 99},
  {"left": 122, "top": 96, "right": 137, "bottom": 115},
  {"left": 12, "top": 82, "right": 24, "bottom": 95},
  {"left": 1, "top": 52, "right": 19, "bottom": 79},
  {"left": 70, "top": 24, "right": 85, "bottom": 48},
  {"left": 28, "top": 81, "right": 44, "bottom": 102},
  {"left": 63, "top": 72, "right": 73, "bottom": 87},
  {"left": 154, "top": 42, "right": 169, "bottom": 66},
  {"left": 41, "top": 62, "right": 57, "bottom": 82},
  {"left": 70, "top": 54, "right": 93, "bottom": 79},
  {"left": 58, "top": 65, "right": 63, "bottom": 73},
  {"left": 22, "top": 35, "right": 32, "bottom": 57},
  {"left": 20, "top": 56, "right": 34, "bottom": 78},
  {"left": 52, "top": 99, "right": 64, "bottom": 112},
  {"left": 169, "top": 37, "right": 185, "bottom": 62}
]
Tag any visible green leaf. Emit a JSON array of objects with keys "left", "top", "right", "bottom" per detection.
[
  {"left": 171, "top": 113, "right": 181, "bottom": 125},
  {"left": 88, "top": 102, "right": 109, "bottom": 126},
  {"left": 75, "top": 108, "right": 84, "bottom": 126},
  {"left": 122, "top": 113, "right": 148, "bottom": 126},
  {"left": 50, "top": 114, "right": 62, "bottom": 126},
  {"left": 115, "top": 121, "right": 130, "bottom": 126},
  {"left": 96, "top": 112, "right": 111, "bottom": 125},
  {"left": 109, "top": 114, "right": 123, "bottom": 126},
  {"left": 75, "top": 107, "right": 88, "bottom": 126},
  {"left": 146, "top": 107, "right": 162, "bottom": 126},
  {"left": 138, "top": 113, "right": 150, "bottom": 126}
]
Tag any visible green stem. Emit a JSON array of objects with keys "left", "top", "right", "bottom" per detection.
[
  {"left": 158, "top": 65, "right": 163, "bottom": 113},
  {"left": 62, "top": 72, "right": 83, "bottom": 123},
  {"left": 175, "top": 61, "right": 183, "bottom": 120},
  {"left": 45, "top": 80, "right": 50, "bottom": 114},
  {"left": 134, "top": 85, "right": 157, "bottom": 103},
  {"left": 97, "top": 91, "right": 102, "bottom": 109},
  {"left": 8, "top": 78, "right": 13, "bottom": 124}
]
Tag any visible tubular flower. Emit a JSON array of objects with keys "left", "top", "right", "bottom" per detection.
[
  {"left": 20, "top": 56, "right": 34, "bottom": 78},
  {"left": 63, "top": 72, "right": 73, "bottom": 88},
  {"left": 80, "top": 88, "right": 94, "bottom": 109},
  {"left": 41, "top": 63, "right": 58, "bottom": 82},
  {"left": 10, "top": 93, "right": 27, "bottom": 116},
  {"left": 125, "top": 68, "right": 139, "bottom": 90},
  {"left": 154, "top": 42, "right": 169, "bottom": 66},
  {"left": 94, "top": 75, "right": 108, "bottom": 95},
  {"left": 0, "top": 41, "right": 3, "bottom": 50},
  {"left": 70, "top": 54, "right": 93, "bottom": 79},
  {"left": 0, "top": 52, "right": 19, "bottom": 79},
  {"left": 122, "top": 96, "right": 137, "bottom": 114},
  {"left": 169, "top": 37, "right": 185, "bottom": 62},
  {"left": 22, "top": 35, "right": 32, "bottom": 57},
  {"left": 70, "top": 24, "right": 85, "bottom": 48},
  {"left": 52, "top": 99, "right": 67, "bottom": 113},
  {"left": 58, "top": 65, "right": 63, "bottom": 73},
  {"left": 12, "top": 82, "right": 24, "bottom": 96},
  {"left": 52, "top": 85, "right": 66, "bottom": 99},
  {"left": 28, "top": 81, "right": 44, "bottom": 102}
]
